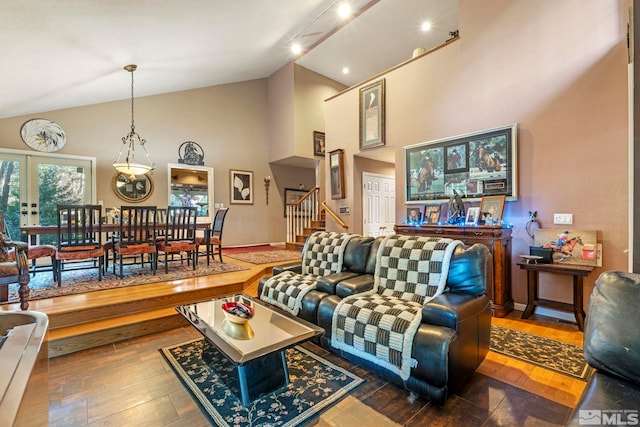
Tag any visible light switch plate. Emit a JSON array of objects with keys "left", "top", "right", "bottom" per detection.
[{"left": 553, "top": 213, "right": 573, "bottom": 225}]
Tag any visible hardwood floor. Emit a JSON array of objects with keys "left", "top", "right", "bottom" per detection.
[{"left": 8, "top": 259, "right": 586, "bottom": 426}]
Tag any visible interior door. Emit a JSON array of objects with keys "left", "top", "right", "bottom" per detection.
[{"left": 362, "top": 172, "right": 395, "bottom": 237}]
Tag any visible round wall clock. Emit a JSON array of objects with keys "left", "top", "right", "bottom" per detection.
[{"left": 20, "top": 118, "right": 66, "bottom": 152}]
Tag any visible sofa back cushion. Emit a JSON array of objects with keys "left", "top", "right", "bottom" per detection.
[
  {"left": 446, "top": 243, "right": 491, "bottom": 295},
  {"left": 342, "top": 236, "right": 375, "bottom": 273},
  {"left": 364, "top": 236, "right": 384, "bottom": 274},
  {"left": 584, "top": 271, "right": 640, "bottom": 385}
]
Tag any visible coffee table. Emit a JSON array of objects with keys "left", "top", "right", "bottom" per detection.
[{"left": 176, "top": 294, "right": 323, "bottom": 405}]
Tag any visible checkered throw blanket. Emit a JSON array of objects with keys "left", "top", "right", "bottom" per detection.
[
  {"left": 331, "top": 235, "right": 462, "bottom": 380},
  {"left": 260, "top": 231, "right": 357, "bottom": 315}
]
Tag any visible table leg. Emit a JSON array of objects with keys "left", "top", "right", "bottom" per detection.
[
  {"left": 521, "top": 269, "right": 538, "bottom": 319},
  {"left": 573, "top": 275, "right": 585, "bottom": 332}
]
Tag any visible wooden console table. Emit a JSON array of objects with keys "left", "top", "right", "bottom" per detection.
[
  {"left": 394, "top": 224, "right": 514, "bottom": 317},
  {"left": 517, "top": 261, "right": 594, "bottom": 331}
]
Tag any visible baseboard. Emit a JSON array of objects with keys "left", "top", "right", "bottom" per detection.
[{"left": 513, "top": 302, "right": 577, "bottom": 324}]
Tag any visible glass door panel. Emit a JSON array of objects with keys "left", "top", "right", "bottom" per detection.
[{"left": 0, "top": 155, "right": 26, "bottom": 240}]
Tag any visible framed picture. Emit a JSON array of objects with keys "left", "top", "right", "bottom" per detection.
[
  {"left": 230, "top": 169, "right": 253, "bottom": 204},
  {"left": 406, "top": 207, "right": 423, "bottom": 224},
  {"left": 284, "top": 188, "right": 307, "bottom": 217},
  {"left": 329, "top": 149, "right": 345, "bottom": 199},
  {"left": 313, "top": 131, "right": 325, "bottom": 156},
  {"left": 424, "top": 205, "right": 442, "bottom": 224},
  {"left": 465, "top": 207, "right": 480, "bottom": 226},
  {"left": 479, "top": 195, "right": 506, "bottom": 224},
  {"left": 404, "top": 123, "right": 518, "bottom": 203},
  {"left": 359, "top": 79, "right": 385, "bottom": 150}
]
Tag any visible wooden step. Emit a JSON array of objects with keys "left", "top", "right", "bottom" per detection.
[{"left": 2, "top": 258, "right": 284, "bottom": 358}]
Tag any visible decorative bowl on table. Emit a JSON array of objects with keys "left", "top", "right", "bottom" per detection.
[{"left": 222, "top": 301, "right": 254, "bottom": 324}]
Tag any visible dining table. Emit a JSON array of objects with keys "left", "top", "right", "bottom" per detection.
[{"left": 20, "top": 222, "right": 211, "bottom": 245}]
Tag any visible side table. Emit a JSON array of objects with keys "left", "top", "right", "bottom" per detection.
[{"left": 517, "top": 261, "right": 594, "bottom": 331}]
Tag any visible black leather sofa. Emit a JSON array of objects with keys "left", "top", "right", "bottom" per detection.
[
  {"left": 566, "top": 271, "right": 640, "bottom": 426},
  {"left": 259, "top": 234, "right": 492, "bottom": 405}
]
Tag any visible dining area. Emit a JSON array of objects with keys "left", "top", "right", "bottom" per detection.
[{"left": 0, "top": 204, "right": 230, "bottom": 309}]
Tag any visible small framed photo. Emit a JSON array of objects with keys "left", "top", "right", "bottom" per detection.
[
  {"left": 465, "top": 206, "right": 480, "bottom": 226},
  {"left": 313, "top": 131, "right": 325, "bottom": 156},
  {"left": 424, "top": 205, "right": 442, "bottom": 224},
  {"left": 359, "top": 79, "right": 385, "bottom": 150},
  {"left": 329, "top": 149, "right": 345, "bottom": 199},
  {"left": 406, "top": 207, "right": 423, "bottom": 223},
  {"left": 479, "top": 195, "right": 506, "bottom": 224},
  {"left": 230, "top": 169, "right": 253, "bottom": 204}
]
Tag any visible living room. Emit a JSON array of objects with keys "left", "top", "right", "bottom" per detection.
[{"left": 0, "top": 0, "right": 636, "bottom": 426}]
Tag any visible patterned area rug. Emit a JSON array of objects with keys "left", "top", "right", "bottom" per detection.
[
  {"left": 161, "top": 339, "right": 364, "bottom": 427},
  {"left": 3, "top": 260, "right": 248, "bottom": 304},
  {"left": 225, "top": 249, "right": 301, "bottom": 265},
  {"left": 490, "top": 325, "right": 591, "bottom": 380}
]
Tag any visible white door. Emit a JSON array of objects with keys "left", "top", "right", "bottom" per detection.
[{"left": 362, "top": 172, "right": 395, "bottom": 237}]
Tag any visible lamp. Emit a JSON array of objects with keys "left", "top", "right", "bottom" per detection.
[
  {"left": 113, "top": 64, "right": 155, "bottom": 177},
  {"left": 264, "top": 176, "right": 271, "bottom": 204}
]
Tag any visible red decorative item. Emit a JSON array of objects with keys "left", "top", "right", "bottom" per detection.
[{"left": 222, "top": 301, "right": 254, "bottom": 324}]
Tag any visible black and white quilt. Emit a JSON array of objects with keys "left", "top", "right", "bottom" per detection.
[
  {"left": 260, "top": 231, "right": 356, "bottom": 315},
  {"left": 331, "top": 235, "right": 461, "bottom": 380}
]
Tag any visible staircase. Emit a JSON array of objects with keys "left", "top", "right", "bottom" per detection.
[{"left": 285, "top": 210, "right": 325, "bottom": 251}]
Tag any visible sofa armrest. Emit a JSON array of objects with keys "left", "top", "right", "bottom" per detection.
[
  {"left": 271, "top": 262, "right": 302, "bottom": 276},
  {"left": 421, "top": 293, "right": 491, "bottom": 331},
  {"left": 336, "top": 274, "right": 374, "bottom": 298},
  {"left": 316, "top": 271, "right": 360, "bottom": 294}
]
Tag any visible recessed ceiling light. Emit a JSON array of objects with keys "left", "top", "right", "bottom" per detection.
[
  {"left": 338, "top": 3, "right": 351, "bottom": 19},
  {"left": 421, "top": 21, "right": 432, "bottom": 32},
  {"left": 342, "top": 67, "right": 350, "bottom": 74},
  {"left": 291, "top": 42, "right": 302, "bottom": 55}
]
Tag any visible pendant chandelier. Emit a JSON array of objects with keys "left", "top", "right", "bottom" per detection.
[{"left": 113, "top": 64, "right": 155, "bottom": 176}]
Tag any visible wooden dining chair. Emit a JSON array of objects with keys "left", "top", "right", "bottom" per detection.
[
  {"left": 206, "top": 207, "right": 229, "bottom": 264},
  {"left": 0, "top": 211, "right": 30, "bottom": 309},
  {"left": 55, "top": 204, "right": 105, "bottom": 284},
  {"left": 111, "top": 206, "right": 158, "bottom": 277},
  {"left": 156, "top": 206, "right": 198, "bottom": 273}
]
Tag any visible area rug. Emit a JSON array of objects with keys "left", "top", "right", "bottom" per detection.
[
  {"left": 3, "top": 260, "right": 249, "bottom": 304},
  {"left": 161, "top": 338, "right": 364, "bottom": 427},
  {"left": 490, "top": 325, "right": 592, "bottom": 380},
  {"left": 225, "top": 249, "right": 301, "bottom": 265}
]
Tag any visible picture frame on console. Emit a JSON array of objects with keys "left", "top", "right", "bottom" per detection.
[
  {"left": 465, "top": 207, "right": 480, "bottom": 226},
  {"left": 359, "top": 79, "right": 385, "bottom": 150},
  {"left": 404, "top": 124, "right": 518, "bottom": 203},
  {"left": 479, "top": 195, "right": 506, "bottom": 225},
  {"left": 424, "top": 205, "right": 442, "bottom": 224},
  {"left": 230, "top": 169, "right": 253, "bottom": 205}
]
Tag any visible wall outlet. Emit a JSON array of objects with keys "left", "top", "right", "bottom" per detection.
[
  {"left": 553, "top": 213, "right": 573, "bottom": 225},
  {"left": 339, "top": 206, "right": 350, "bottom": 214}
]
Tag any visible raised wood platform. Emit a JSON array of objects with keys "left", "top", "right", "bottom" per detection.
[{"left": 0, "top": 258, "right": 276, "bottom": 358}]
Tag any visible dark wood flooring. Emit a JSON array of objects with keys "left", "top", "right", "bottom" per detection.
[{"left": 45, "top": 320, "right": 573, "bottom": 426}]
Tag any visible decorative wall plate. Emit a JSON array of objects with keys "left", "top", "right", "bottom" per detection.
[{"left": 20, "top": 118, "right": 66, "bottom": 152}]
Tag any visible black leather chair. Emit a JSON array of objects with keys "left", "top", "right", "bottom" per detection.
[{"left": 566, "top": 271, "right": 640, "bottom": 426}]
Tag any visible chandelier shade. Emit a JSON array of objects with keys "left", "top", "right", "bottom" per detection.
[{"left": 113, "top": 64, "right": 155, "bottom": 176}]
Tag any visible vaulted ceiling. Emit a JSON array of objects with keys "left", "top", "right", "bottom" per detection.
[{"left": 0, "top": 0, "right": 457, "bottom": 119}]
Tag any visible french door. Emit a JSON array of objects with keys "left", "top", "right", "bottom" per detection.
[{"left": 0, "top": 149, "right": 95, "bottom": 243}]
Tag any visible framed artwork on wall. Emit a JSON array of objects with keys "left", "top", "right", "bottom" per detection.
[
  {"left": 284, "top": 188, "right": 307, "bottom": 217},
  {"left": 329, "top": 149, "right": 345, "bottom": 199},
  {"left": 359, "top": 79, "right": 385, "bottom": 150},
  {"left": 404, "top": 123, "right": 518, "bottom": 203},
  {"left": 112, "top": 173, "right": 153, "bottom": 203},
  {"left": 313, "top": 131, "right": 325, "bottom": 156},
  {"left": 230, "top": 169, "right": 253, "bottom": 204}
]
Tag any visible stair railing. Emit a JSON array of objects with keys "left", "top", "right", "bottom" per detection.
[
  {"left": 286, "top": 187, "right": 319, "bottom": 243},
  {"left": 320, "top": 201, "right": 348, "bottom": 230}
]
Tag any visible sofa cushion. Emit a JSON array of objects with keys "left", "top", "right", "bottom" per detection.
[
  {"left": 446, "top": 244, "right": 490, "bottom": 295},
  {"left": 341, "top": 236, "right": 374, "bottom": 273}
]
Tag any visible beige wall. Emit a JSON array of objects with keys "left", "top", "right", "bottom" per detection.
[
  {"left": 0, "top": 79, "right": 289, "bottom": 246},
  {"left": 324, "top": 0, "right": 629, "bottom": 309}
]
